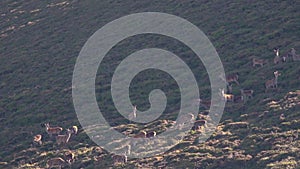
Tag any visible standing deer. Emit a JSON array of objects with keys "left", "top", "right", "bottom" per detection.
[
  {"left": 56, "top": 129, "right": 72, "bottom": 145},
  {"left": 273, "top": 48, "right": 281, "bottom": 64},
  {"left": 221, "top": 89, "right": 234, "bottom": 102},
  {"left": 45, "top": 123, "right": 63, "bottom": 137},
  {"left": 252, "top": 58, "right": 266, "bottom": 67},
  {"left": 240, "top": 89, "right": 254, "bottom": 99},
  {"left": 265, "top": 71, "right": 281, "bottom": 92},
  {"left": 46, "top": 157, "right": 69, "bottom": 169},
  {"left": 291, "top": 48, "right": 300, "bottom": 61},
  {"left": 226, "top": 73, "right": 239, "bottom": 85}
]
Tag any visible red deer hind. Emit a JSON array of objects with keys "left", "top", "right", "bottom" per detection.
[
  {"left": 265, "top": 71, "right": 281, "bottom": 92},
  {"left": 226, "top": 73, "right": 239, "bottom": 85},
  {"left": 45, "top": 123, "right": 63, "bottom": 137}
]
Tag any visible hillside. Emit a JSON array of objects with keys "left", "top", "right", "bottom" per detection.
[{"left": 0, "top": 0, "right": 300, "bottom": 168}]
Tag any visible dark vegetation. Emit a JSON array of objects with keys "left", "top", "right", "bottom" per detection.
[{"left": 0, "top": 0, "right": 299, "bottom": 168}]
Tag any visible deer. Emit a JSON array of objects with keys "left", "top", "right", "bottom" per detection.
[
  {"left": 273, "top": 48, "right": 281, "bottom": 64},
  {"left": 46, "top": 157, "right": 70, "bottom": 169},
  {"left": 240, "top": 89, "right": 254, "bottom": 99},
  {"left": 252, "top": 58, "right": 266, "bottom": 67},
  {"left": 133, "top": 131, "right": 147, "bottom": 138},
  {"left": 128, "top": 105, "right": 137, "bottom": 122},
  {"left": 33, "top": 134, "right": 42, "bottom": 145},
  {"left": 221, "top": 89, "right": 234, "bottom": 102},
  {"left": 265, "top": 71, "right": 281, "bottom": 92},
  {"left": 45, "top": 123, "right": 63, "bottom": 137},
  {"left": 56, "top": 129, "right": 72, "bottom": 146},
  {"left": 226, "top": 73, "right": 239, "bottom": 85},
  {"left": 291, "top": 48, "right": 300, "bottom": 61},
  {"left": 146, "top": 131, "right": 156, "bottom": 138},
  {"left": 112, "top": 154, "right": 127, "bottom": 166},
  {"left": 70, "top": 125, "right": 78, "bottom": 135}
]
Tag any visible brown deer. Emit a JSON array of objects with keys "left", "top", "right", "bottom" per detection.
[
  {"left": 252, "top": 58, "right": 266, "bottom": 67},
  {"left": 56, "top": 129, "right": 72, "bottom": 145},
  {"left": 45, "top": 123, "right": 63, "bottom": 137},
  {"left": 265, "top": 71, "right": 281, "bottom": 92},
  {"left": 240, "top": 89, "right": 254, "bottom": 99},
  {"left": 133, "top": 131, "right": 147, "bottom": 138},
  {"left": 226, "top": 73, "right": 239, "bottom": 85},
  {"left": 146, "top": 131, "right": 156, "bottom": 138},
  {"left": 221, "top": 89, "right": 234, "bottom": 102},
  {"left": 291, "top": 48, "right": 300, "bottom": 61},
  {"left": 33, "top": 134, "right": 42, "bottom": 145},
  {"left": 46, "top": 157, "right": 69, "bottom": 169}
]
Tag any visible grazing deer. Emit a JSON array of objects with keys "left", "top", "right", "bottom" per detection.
[
  {"left": 133, "top": 131, "right": 147, "bottom": 138},
  {"left": 45, "top": 123, "right": 63, "bottom": 137},
  {"left": 46, "top": 157, "right": 69, "bottom": 169},
  {"left": 221, "top": 89, "right": 234, "bottom": 102},
  {"left": 128, "top": 105, "right": 137, "bottom": 122},
  {"left": 146, "top": 131, "right": 156, "bottom": 138},
  {"left": 273, "top": 48, "right": 281, "bottom": 64},
  {"left": 252, "top": 58, "right": 266, "bottom": 67},
  {"left": 291, "top": 48, "right": 300, "bottom": 61},
  {"left": 112, "top": 154, "right": 127, "bottom": 166},
  {"left": 56, "top": 129, "right": 72, "bottom": 145},
  {"left": 33, "top": 134, "right": 42, "bottom": 145},
  {"left": 265, "top": 71, "right": 281, "bottom": 92},
  {"left": 240, "top": 89, "right": 254, "bottom": 99},
  {"left": 226, "top": 73, "right": 239, "bottom": 85}
]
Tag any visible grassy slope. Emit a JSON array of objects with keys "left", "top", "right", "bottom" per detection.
[{"left": 0, "top": 0, "right": 299, "bottom": 168}]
